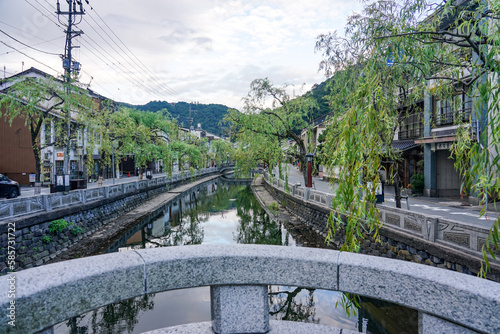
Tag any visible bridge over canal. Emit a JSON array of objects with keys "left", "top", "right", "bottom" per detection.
[{"left": 1, "top": 165, "right": 499, "bottom": 333}]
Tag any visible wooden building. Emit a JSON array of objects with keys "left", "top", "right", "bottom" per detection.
[{"left": 0, "top": 105, "right": 37, "bottom": 185}]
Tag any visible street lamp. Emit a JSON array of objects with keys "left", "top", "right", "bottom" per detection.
[{"left": 306, "top": 153, "right": 314, "bottom": 188}]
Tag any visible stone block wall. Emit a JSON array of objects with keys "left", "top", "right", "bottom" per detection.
[
  {"left": 263, "top": 179, "right": 499, "bottom": 281},
  {"left": 0, "top": 187, "right": 167, "bottom": 274},
  {"left": 0, "top": 175, "right": 214, "bottom": 275},
  {"left": 264, "top": 183, "right": 331, "bottom": 234}
]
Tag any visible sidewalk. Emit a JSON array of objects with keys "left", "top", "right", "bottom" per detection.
[{"left": 278, "top": 164, "right": 497, "bottom": 229}]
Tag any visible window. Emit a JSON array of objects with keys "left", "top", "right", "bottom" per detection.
[
  {"left": 44, "top": 123, "right": 51, "bottom": 145},
  {"left": 56, "top": 161, "right": 64, "bottom": 175},
  {"left": 399, "top": 112, "right": 424, "bottom": 140},
  {"left": 433, "top": 87, "right": 472, "bottom": 127}
]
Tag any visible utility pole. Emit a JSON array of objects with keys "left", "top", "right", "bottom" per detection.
[
  {"left": 56, "top": 0, "right": 85, "bottom": 192},
  {"left": 188, "top": 101, "right": 199, "bottom": 133}
]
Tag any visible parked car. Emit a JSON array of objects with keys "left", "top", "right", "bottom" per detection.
[{"left": 0, "top": 174, "right": 20, "bottom": 198}]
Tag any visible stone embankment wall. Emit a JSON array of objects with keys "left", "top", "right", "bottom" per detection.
[
  {"left": 0, "top": 173, "right": 218, "bottom": 275},
  {"left": 262, "top": 179, "right": 500, "bottom": 282}
]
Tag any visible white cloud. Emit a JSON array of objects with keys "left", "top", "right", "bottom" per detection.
[{"left": 0, "top": 0, "right": 364, "bottom": 109}]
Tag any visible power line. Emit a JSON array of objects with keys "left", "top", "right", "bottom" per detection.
[
  {"left": 79, "top": 68, "right": 119, "bottom": 99},
  {"left": 0, "top": 41, "right": 62, "bottom": 75},
  {"left": 88, "top": 8, "right": 181, "bottom": 97},
  {"left": 0, "top": 36, "right": 63, "bottom": 56},
  {"left": 24, "top": 0, "right": 63, "bottom": 29},
  {"left": 78, "top": 36, "right": 164, "bottom": 98},
  {"left": 0, "top": 20, "right": 63, "bottom": 47},
  {"left": 33, "top": 0, "right": 56, "bottom": 16},
  {"left": 78, "top": 37, "right": 164, "bottom": 98},
  {"left": 0, "top": 29, "right": 62, "bottom": 56},
  {"left": 16, "top": 1, "right": 184, "bottom": 103},
  {"left": 80, "top": 16, "right": 166, "bottom": 97},
  {"left": 78, "top": 47, "right": 134, "bottom": 98}
]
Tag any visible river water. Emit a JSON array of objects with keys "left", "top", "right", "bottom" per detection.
[{"left": 54, "top": 181, "right": 418, "bottom": 334}]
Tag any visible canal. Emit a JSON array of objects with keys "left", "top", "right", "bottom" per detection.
[{"left": 54, "top": 180, "right": 418, "bottom": 334}]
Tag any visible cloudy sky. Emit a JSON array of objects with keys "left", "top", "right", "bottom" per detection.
[{"left": 0, "top": 0, "right": 363, "bottom": 109}]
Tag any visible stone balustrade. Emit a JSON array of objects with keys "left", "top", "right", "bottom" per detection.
[
  {"left": 263, "top": 172, "right": 495, "bottom": 262},
  {"left": 0, "top": 168, "right": 219, "bottom": 221},
  {"left": 0, "top": 244, "right": 498, "bottom": 334}
]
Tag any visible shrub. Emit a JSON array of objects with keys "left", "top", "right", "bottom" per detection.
[
  {"left": 42, "top": 235, "right": 52, "bottom": 244},
  {"left": 48, "top": 219, "right": 68, "bottom": 233},
  {"left": 410, "top": 173, "right": 424, "bottom": 195},
  {"left": 70, "top": 226, "right": 83, "bottom": 236}
]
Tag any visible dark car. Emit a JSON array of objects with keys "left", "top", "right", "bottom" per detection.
[{"left": 0, "top": 174, "right": 20, "bottom": 199}]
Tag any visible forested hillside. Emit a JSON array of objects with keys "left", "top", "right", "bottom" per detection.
[
  {"left": 125, "top": 78, "right": 333, "bottom": 135},
  {"left": 304, "top": 78, "right": 333, "bottom": 122},
  {"left": 124, "top": 101, "right": 230, "bottom": 135}
]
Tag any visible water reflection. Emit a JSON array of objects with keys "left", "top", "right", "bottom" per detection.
[
  {"left": 55, "top": 182, "right": 417, "bottom": 334},
  {"left": 62, "top": 295, "right": 155, "bottom": 334},
  {"left": 269, "top": 286, "right": 318, "bottom": 323}
]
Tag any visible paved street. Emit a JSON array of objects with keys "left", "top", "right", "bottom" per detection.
[{"left": 278, "top": 164, "right": 497, "bottom": 229}]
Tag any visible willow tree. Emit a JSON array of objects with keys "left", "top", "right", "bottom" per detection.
[
  {"left": 79, "top": 104, "right": 176, "bottom": 180},
  {"left": 210, "top": 139, "right": 234, "bottom": 167},
  {"left": 0, "top": 75, "right": 91, "bottom": 183},
  {"left": 225, "top": 78, "right": 318, "bottom": 185},
  {"left": 316, "top": 0, "right": 500, "bottom": 274},
  {"left": 127, "top": 109, "right": 176, "bottom": 177},
  {"left": 169, "top": 140, "right": 203, "bottom": 172},
  {"left": 231, "top": 129, "right": 283, "bottom": 178}
]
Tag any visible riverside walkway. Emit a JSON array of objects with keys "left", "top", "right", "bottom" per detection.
[{"left": 282, "top": 164, "right": 498, "bottom": 229}]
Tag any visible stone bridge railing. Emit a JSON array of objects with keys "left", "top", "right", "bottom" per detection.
[
  {"left": 0, "top": 167, "right": 219, "bottom": 220},
  {"left": 0, "top": 245, "right": 498, "bottom": 334},
  {"left": 263, "top": 172, "right": 495, "bottom": 262}
]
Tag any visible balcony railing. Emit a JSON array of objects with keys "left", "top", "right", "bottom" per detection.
[
  {"left": 433, "top": 108, "right": 472, "bottom": 127},
  {"left": 399, "top": 112, "right": 424, "bottom": 140}
]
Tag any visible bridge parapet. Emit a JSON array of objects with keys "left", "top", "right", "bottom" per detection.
[{"left": 0, "top": 244, "right": 497, "bottom": 333}]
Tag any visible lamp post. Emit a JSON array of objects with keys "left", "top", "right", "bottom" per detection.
[
  {"left": 306, "top": 153, "right": 314, "bottom": 188},
  {"left": 112, "top": 145, "right": 115, "bottom": 185},
  {"left": 112, "top": 141, "right": 118, "bottom": 185}
]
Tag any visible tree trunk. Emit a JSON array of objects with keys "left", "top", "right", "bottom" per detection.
[
  {"left": 34, "top": 147, "right": 41, "bottom": 183},
  {"left": 301, "top": 156, "right": 308, "bottom": 186},
  {"left": 30, "top": 123, "right": 42, "bottom": 183}
]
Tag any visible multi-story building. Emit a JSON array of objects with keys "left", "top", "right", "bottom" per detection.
[
  {"left": 0, "top": 67, "right": 106, "bottom": 186},
  {"left": 416, "top": 89, "right": 479, "bottom": 198},
  {"left": 391, "top": 97, "right": 425, "bottom": 189}
]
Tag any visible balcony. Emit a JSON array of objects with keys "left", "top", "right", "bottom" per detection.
[
  {"left": 433, "top": 107, "right": 472, "bottom": 127},
  {"left": 433, "top": 93, "right": 472, "bottom": 127},
  {"left": 398, "top": 112, "right": 424, "bottom": 140}
]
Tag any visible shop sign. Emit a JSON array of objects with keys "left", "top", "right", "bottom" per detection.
[{"left": 436, "top": 142, "right": 451, "bottom": 150}]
